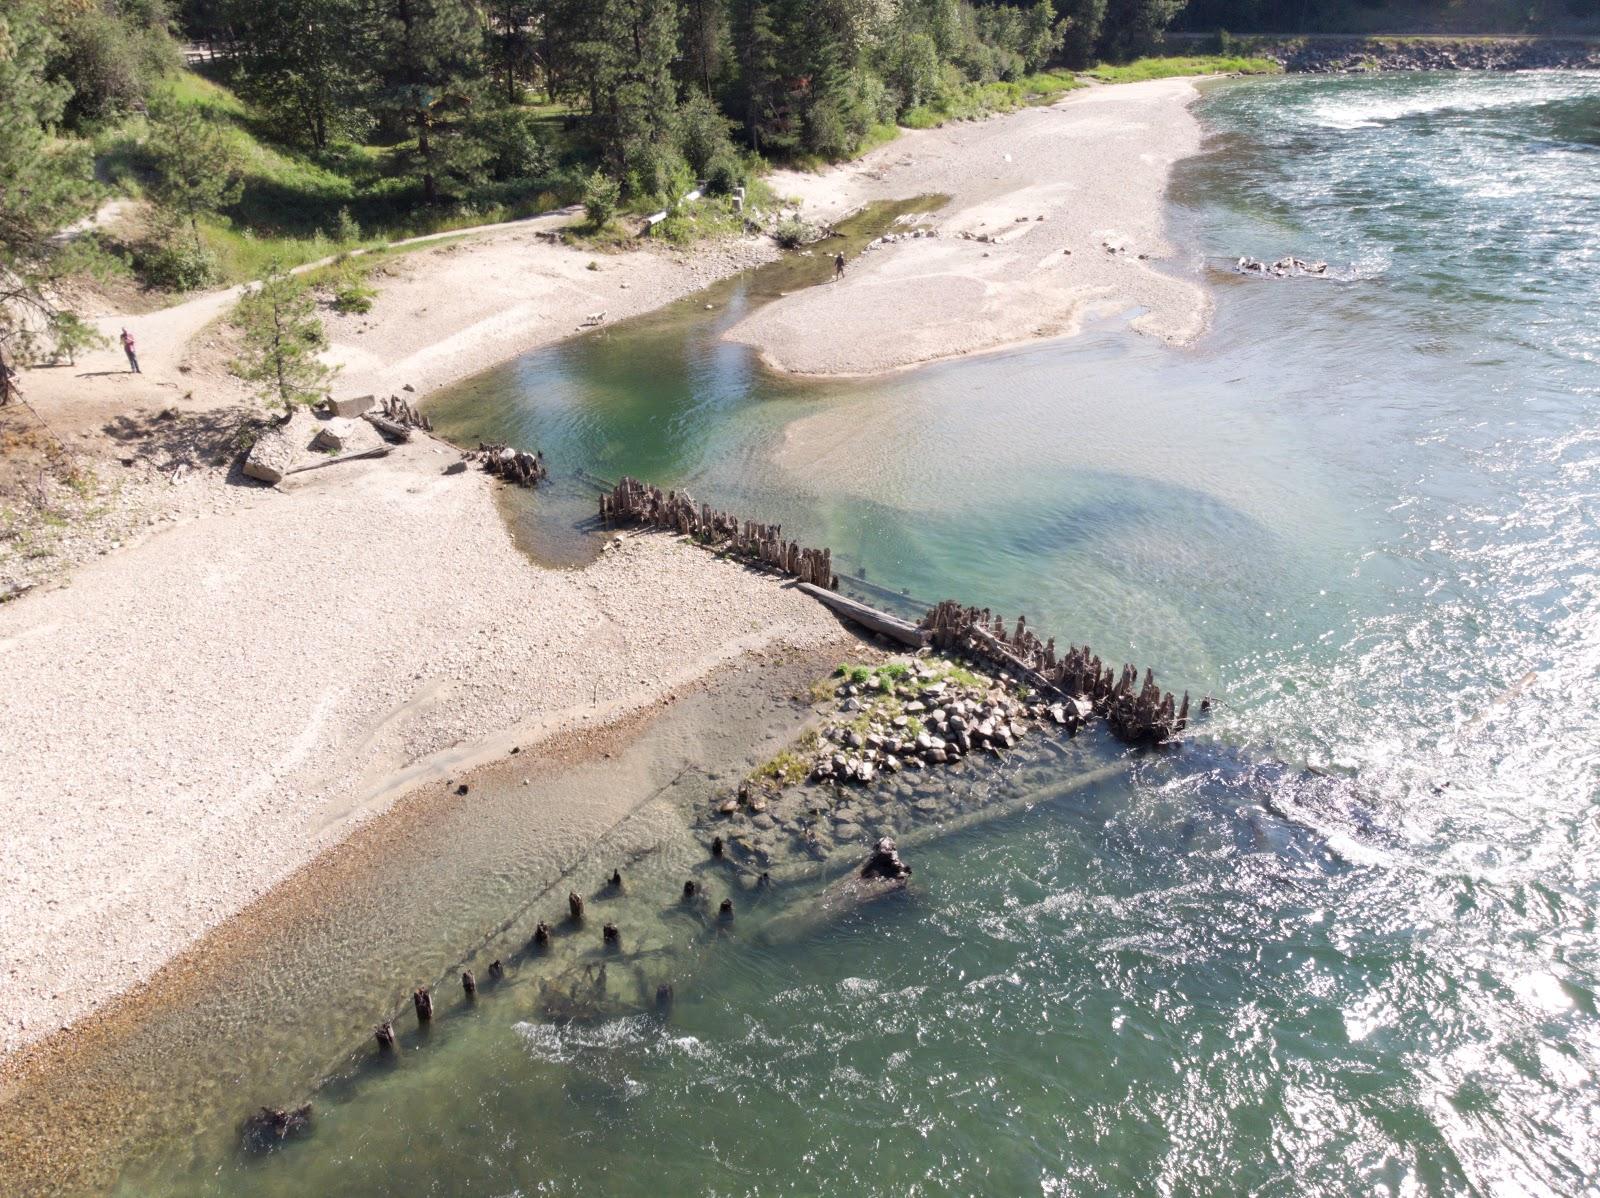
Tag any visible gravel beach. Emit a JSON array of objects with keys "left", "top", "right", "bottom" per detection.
[
  {"left": 0, "top": 441, "right": 839, "bottom": 1062},
  {"left": 725, "top": 77, "right": 1210, "bottom": 375}
]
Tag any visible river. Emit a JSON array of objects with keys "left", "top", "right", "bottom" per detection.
[{"left": 39, "top": 69, "right": 1600, "bottom": 1195}]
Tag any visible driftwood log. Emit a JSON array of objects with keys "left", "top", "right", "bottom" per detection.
[
  {"left": 362, "top": 412, "right": 412, "bottom": 442},
  {"left": 600, "top": 476, "right": 837, "bottom": 590},
  {"left": 798, "top": 582, "right": 925, "bottom": 647}
]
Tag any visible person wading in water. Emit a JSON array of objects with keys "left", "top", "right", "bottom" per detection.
[
  {"left": 834, "top": 251, "right": 846, "bottom": 280},
  {"left": 120, "top": 327, "right": 140, "bottom": 374}
]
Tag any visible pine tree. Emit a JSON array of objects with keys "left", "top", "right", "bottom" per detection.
[
  {"left": 0, "top": 1, "right": 101, "bottom": 383},
  {"left": 232, "top": 265, "right": 334, "bottom": 411},
  {"left": 373, "top": 0, "right": 486, "bottom": 204},
  {"left": 147, "top": 96, "right": 246, "bottom": 258},
  {"left": 223, "top": 0, "right": 375, "bottom": 150}
]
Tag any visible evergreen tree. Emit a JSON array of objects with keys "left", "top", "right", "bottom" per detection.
[
  {"left": 223, "top": 0, "right": 374, "bottom": 149},
  {"left": 147, "top": 96, "right": 245, "bottom": 257},
  {"left": 373, "top": 0, "right": 486, "bottom": 204},
  {"left": 0, "top": 1, "right": 101, "bottom": 381},
  {"left": 1055, "top": 0, "right": 1108, "bottom": 67},
  {"left": 1098, "top": 0, "right": 1185, "bottom": 60},
  {"left": 486, "top": 0, "right": 539, "bottom": 103},
  {"left": 232, "top": 264, "right": 333, "bottom": 411}
]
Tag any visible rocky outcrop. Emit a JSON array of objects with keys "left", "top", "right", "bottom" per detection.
[{"left": 1264, "top": 37, "right": 1600, "bottom": 74}]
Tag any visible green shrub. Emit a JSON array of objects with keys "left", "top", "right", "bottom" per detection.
[
  {"left": 135, "top": 237, "right": 218, "bottom": 291},
  {"left": 773, "top": 215, "right": 817, "bottom": 248},
  {"left": 582, "top": 169, "right": 621, "bottom": 228},
  {"left": 331, "top": 276, "right": 375, "bottom": 314}
]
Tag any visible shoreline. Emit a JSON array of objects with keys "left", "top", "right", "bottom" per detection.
[
  {"left": 0, "top": 636, "right": 860, "bottom": 1196},
  {"left": 725, "top": 77, "right": 1212, "bottom": 378}
]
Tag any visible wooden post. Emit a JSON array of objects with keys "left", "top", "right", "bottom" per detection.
[
  {"left": 413, "top": 986, "right": 433, "bottom": 1022},
  {"left": 602, "top": 922, "right": 620, "bottom": 949},
  {"left": 375, "top": 1021, "right": 397, "bottom": 1052},
  {"left": 488, "top": 959, "right": 504, "bottom": 982},
  {"left": 462, "top": 970, "right": 477, "bottom": 998},
  {"left": 568, "top": 891, "right": 585, "bottom": 922},
  {"left": 532, "top": 921, "right": 551, "bottom": 949}
]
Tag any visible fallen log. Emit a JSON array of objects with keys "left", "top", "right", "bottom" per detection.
[
  {"left": 362, "top": 412, "right": 412, "bottom": 443},
  {"left": 797, "top": 582, "right": 927, "bottom": 648},
  {"left": 283, "top": 446, "right": 393, "bottom": 475}
]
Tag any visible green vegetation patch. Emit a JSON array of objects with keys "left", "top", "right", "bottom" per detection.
[{"left": 1086, "top": 55, "right": 1283, "bottom": 83}]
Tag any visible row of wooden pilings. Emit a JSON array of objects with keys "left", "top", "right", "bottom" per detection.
[
  {"left": 920, "top": 600, "right": 1196, "bottom": 745},
  {"left": 368, "top": 860, "right": 749, "bottom": 1057},
  {"left": 599, "top": 476, "right": 838, "bottom": 590}
]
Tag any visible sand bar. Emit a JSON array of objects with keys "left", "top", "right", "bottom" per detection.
[{"left": 725, "top": 77, "right": 1210, "bottom": 376}]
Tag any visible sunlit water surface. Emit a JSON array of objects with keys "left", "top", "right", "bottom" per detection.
[{"left": 133, "top": 71, "right": 1600, "bottom": 1195}]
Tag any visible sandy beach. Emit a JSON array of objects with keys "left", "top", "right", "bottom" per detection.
[
  {"left": 726, "top": 77, "right": 1209, "bottom": 375},
  {"left": 0, "top": 440, "right": 839, "bottom": 1061}
]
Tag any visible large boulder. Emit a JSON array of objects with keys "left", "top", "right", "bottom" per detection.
[{"left": 327, "top": 393, "right": 375, "bottom": 418}]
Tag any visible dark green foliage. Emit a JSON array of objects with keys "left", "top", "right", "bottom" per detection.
[
  {"left": 221, "top": 0, "right": 375, "bottom": 150},
  {"left": 231, "top": 264, "right": 332, "bottom": 410},
  {"left": 372, "top": 0, "right": 488, "bottom": 203},
  {"left": 0, "top": 2, "right": 103, "bottom": 370},
  {"left": 147, "top": 94, "right": 246, "bottom": 255},
  {"left": 47, "top": 0, "right": 180, "bottom": 129},
  {"left": 582, "top": 168, "right": 622, "bottom": 226}
]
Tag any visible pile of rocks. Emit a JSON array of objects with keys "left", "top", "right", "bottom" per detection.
[{"left": 808, "top": 662, "right": 1086, "bottom": 786}]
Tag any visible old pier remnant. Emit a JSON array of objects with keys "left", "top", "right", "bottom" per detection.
[
  {"left": 568, "top": 891, "right": 586, "bottom": 922},
  {"left": 468, "top": 442, "right": 548, "bottom": 487},
  {"left": 462, "top": 970, "right": 477, "bottom": 998},
  {"left": 599, "top": 476, "right": 837, "bottom": 589},
  {"left": 412, "top": 985, "right": 434, "bottom": 1023},
  {"left": 374, "top": 1021, "right": 396, "bottom": 1052},
  {"left": 240, "top": 1103, "right": 313, "bottom": 1153},
  {"left": 921, "top": 601, "right": 1189, "bottom": 745}
]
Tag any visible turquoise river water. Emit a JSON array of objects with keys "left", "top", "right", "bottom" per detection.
[{"left": 103, "top": 71, "right": 1600, "bottom": 1195}]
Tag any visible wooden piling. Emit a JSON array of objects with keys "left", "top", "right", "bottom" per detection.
[
  {"left": 599, "top": 476, "right": 838, "bottom": 590},
  {"left": 462, "top": 970, "right": 477, "bottom": 998},
  {"left": 375, "top": 1021, "right": 396, "bottom": 1052},
  {"left": 568, "top": 891, "right": 585, "bottom": 922},
  {"left": 413, "top": 986, "right": 433, "bottom": 1022}
]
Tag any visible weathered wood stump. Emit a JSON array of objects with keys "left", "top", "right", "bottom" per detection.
[
  {"left": 532, "top": 921, "right": 551, "bottom": 949},
  {"left": 413, "top": 986, "right": 433, "bottom": 1022},
  {"left": 374, "top": 1021, "right": 397, "bottom": 1052},
  {"left": 462, "top": 970, "right": 477, "bottom": 998},
  {"left": 568, "top": 891, "right": 585, "bottom": 922},
  {"left": 240, "top": 1103, "right": 313, "bottom": 1153}
]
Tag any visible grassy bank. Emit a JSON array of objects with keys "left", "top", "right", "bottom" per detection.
[
  {"left": 1086, "top": 54, "right": 1283, "bottom": 83},
  {"left": 902, "top": 69, "right": 1085, "bottom": 128}
]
